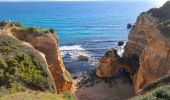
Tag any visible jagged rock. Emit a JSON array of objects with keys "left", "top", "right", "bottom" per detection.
[
  {"left": 96, "top": 48, "right": 132, "bottom": 78},
  {"left": 96, "top": 49, "right": 120, "bottom": 77}
]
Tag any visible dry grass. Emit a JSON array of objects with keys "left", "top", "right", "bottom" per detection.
[{"left": 0, "top": 91, "right": 75, "bottom": 100}]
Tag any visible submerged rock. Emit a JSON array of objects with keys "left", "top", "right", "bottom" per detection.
[
  {"left": 77, "top": 55, "right": 89, "bottom": 61},
  {"left": 117, "top": 41, "right": 124, "bottom": 46},
  {"left": 127, "top": 23, "right": 132, "bottom": 29}
]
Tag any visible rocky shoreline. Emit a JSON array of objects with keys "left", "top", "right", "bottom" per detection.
[{"left": 74, "top": 68, "right": 132, "bottom": 89}]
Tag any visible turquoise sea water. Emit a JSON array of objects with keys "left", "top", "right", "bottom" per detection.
[{"left": 0, "top": 1, "right": 157, "bottom": 74}]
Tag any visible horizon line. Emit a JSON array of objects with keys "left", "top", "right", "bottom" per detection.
[
  {"left": 0, "top": 0, "right": 164, "bottom": 2},
  {"left": 0, "top": 0, "right": 155, "bottom": 2}
]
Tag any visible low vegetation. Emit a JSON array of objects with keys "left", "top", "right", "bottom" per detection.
[
  {"left": 158, "top": 20, "right": 170, "bottom": 37},
  {"left": 0, "top": 91, "right": 75, "bottom": 100},
  {"left": 146, "top": 1, "right": 170, "bottom": 37},
  {"left": 0, "top": 35, "right": 51, "bottom": 97},
  {"left": 130, "top": 85, "right": 170, "bottom": 100},
  {"left": 130, "top": 75, "right": 170, "bottom": 100},
  {"left": 0, "top": 20, "right": 22, "bottom": 27},
  {"left": 0, "top": 20, "right": 55, "bottom": 36},
  {"left": 142, "top": 75, "right": 170, "bottom": 93},
  {"left": 148, "top": 1, "right": 170, "bottom": 22}
]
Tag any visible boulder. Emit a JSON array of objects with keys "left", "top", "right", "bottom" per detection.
[
  {"left": 127, "top": 23, "right": 132, "bottom": 29},
  {"left": 117, "top": 41, "right": 124, "bottom": 46},
  {"left": 77, "top": 55, "right": 89, "bottom": 61}
]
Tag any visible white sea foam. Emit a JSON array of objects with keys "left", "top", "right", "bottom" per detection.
[
  {"left": 116, "top": 41, "right": 127, "bottom": 57},
  {"left": 60, "top": 45, "right": 85, "bottom": 51},
  {"left": 60, "top": 45, "right": 91, "bottom": 60}
]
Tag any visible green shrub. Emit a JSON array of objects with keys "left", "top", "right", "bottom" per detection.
[
  {"left": 0, "top": 36, "right": 51, "bottom": 96},
  {"left": 0, "top": 91, "right": 75, "bottom": 100},
  {"left": 158, "top": 20, "right": 170, "bottom": 37},
  {"left": 130, "top": 85, "right": 170, "bottom": 100},
  {"left": 0, "top": 39, "right": 21, "bottom": 47},
  {"left": 0, "top": 58, "right": 7, "bottom": 69},
  {"left": 47, "top": 28, "right": 55, "bottom": 33},
  {"left": 0, "top": 20, "right": 56, "bottom": 36},
  {"left": 142, "top": 75, "right": 170, "bottom": 93},
  {"left": 130, "top": 75, "right": 170, "bottom": 100},
  {"left": 0, "top": 20, "right": 22, "bottom": 27},
  {"left": 18, "top": 26, "right": 54, "bottom": 36},
  {"left": 9, "top": 82, "right": 24, "bottom": 94}
]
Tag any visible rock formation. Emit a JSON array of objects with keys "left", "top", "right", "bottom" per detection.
[
  {"left": 0, "top": 21, "right": 74, "bottom": 93},
  {"left": 96, "top": 48, "right": 133, "bottom": 78},
  {"left": 77, "top": 55, "right": 89, "bottom": 61},
  {"left": 96, "top": 1, "right": 170, "bottom": 96}
]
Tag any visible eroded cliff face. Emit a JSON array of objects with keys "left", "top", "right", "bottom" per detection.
[
  {"left": 0, "top": 25, "right": 74, "bottom": 93},
  {"left": 96, "top": 49, "right": 122, "bottom": 77},
  {"left": 96, "top": 48, "right": 133, "bottom": 78},
  {"left": 96, "top": 1, "right": 170, "bottom": 95},
  {"left": 133, "top": 29, "right": 170, "bottom": 94}
]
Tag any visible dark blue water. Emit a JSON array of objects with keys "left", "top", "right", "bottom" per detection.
[{"left": 0, "top": 1, "right": 158, "bottom": 74}]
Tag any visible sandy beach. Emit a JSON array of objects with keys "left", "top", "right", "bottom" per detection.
[{"left": 73, "top": 71, "right": 135, "bottom": 100}]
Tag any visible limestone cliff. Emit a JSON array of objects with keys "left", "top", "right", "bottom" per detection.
[
  {"left": 0, "top": 22, "right": 74, "bottom": 93},
  {"left": 96, "top": 1, "right": 170, "bottom": 96}
]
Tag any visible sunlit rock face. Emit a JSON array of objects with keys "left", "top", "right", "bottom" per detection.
[
  {"left": 96, "top": 48, "right": 133, "bottom": 78},
  {"left": 96, "top": 1, "right": 170, "bottom": 95},
  {"left": 132, "top": 2, "right": 170, "bottom": 94},
  {"left": 96, "top": 48, "right": 122, "bottom": 77},
  {"left": 0, "top": 23, "right": 74, "bottom": 93}
]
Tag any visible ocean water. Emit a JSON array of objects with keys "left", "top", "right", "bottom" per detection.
[{"left": 0, "top": 1, "right": 157, "bottom": 74}]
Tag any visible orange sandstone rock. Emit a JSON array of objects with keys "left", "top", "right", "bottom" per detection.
[{"left": 96, "top": 48, "right": 133, "bottom": 78}]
